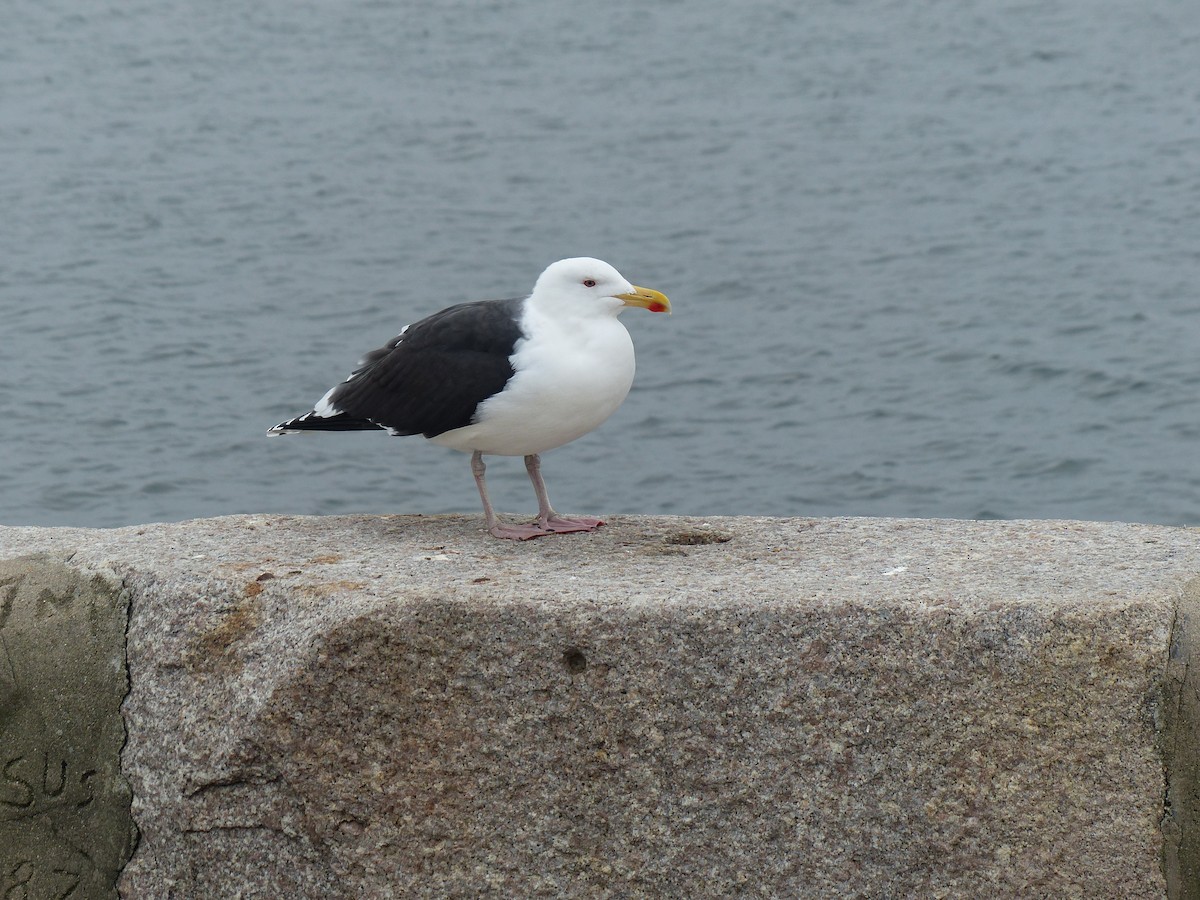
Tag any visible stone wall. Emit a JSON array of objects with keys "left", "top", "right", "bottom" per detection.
[{"left": 2, "top": 514, "right": 1200, "bottom": 897}]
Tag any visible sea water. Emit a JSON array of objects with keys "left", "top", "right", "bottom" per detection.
[{"left": 3, "top": 0, "right": 1198, "bottom": 527}]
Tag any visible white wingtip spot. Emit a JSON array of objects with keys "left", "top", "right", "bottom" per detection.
[{"left": 312, "top": 386, "right": 341, "bottom": 418}]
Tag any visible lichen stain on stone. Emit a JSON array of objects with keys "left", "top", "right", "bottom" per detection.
[
  {"left": 188, "top": 595, "right": 265, "bottom": 672},
  {"left": 222, "top": 559, "right": 275, "bottom": 573}
]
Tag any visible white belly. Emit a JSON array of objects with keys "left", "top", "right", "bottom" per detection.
[{"left": 431, "top": 314, "right": 636, "bottom": 456}]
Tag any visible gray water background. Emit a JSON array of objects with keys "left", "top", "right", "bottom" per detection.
[{"left": 3, "top": 0, "right": 1199, "bottom": 528}]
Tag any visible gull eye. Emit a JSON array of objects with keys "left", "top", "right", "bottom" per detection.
[{"left": 582, "top": 279, "right": 597, "bottom": 288}]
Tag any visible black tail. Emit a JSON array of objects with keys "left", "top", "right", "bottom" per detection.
[{"left": 267, "top": 410, "right": 385, "bottom": 435}]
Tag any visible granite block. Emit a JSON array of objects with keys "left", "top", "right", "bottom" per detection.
[{"left": 3, "top": 515, "right": 1199, "bottom": 897}]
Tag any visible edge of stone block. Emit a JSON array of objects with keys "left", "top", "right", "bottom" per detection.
[
  {"left": 1163, "top": 577, "right": 1200, "bottom": 898},
  {"left": 0, "top": 552, "right": 139, "bottom": 898}
]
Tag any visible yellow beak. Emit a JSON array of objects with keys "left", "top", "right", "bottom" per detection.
[{"left": 616, "top": 285, "right": 671, "bottom": 314}]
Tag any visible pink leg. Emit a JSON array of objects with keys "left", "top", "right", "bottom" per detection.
[
  {"left": 524, "top": 454, "right": 605, "bottom": 534},
  {"left": 471, "top": 451, "right": 547, "bottom": 540}
]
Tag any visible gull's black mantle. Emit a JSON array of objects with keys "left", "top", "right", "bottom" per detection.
[{"left": 270, "top": 297, "right": 525, "bottom": 439}]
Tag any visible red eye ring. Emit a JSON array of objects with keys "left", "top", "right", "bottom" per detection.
[{"left": 583, "top": 279, "right": 597, "bottom": 288}]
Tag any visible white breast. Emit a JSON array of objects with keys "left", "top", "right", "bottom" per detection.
[{"left": 430, "top": 305, "right": 636, "bottom": 456}]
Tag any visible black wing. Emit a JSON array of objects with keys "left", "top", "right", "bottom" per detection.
[{"left": 324, "top": 297, "right": 526, "bottom": 438}]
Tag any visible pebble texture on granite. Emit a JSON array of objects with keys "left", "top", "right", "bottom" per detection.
[{"left": 3, "top": 514, "right": 1200, "bottom": 897}]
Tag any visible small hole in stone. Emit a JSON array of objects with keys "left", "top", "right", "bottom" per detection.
[{"left": 563, "top": 648, "right": 587, "bottom": 673}]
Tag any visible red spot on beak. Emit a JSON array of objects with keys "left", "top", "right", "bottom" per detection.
[{"left": 648, "top": 301, "right": 668, "bottom": 313}]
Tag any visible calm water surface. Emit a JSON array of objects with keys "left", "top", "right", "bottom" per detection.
[{"left": 3, "top": 0, "right": 1199, "bottom": 528}]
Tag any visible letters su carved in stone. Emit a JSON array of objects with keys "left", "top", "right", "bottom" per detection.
[{"left": 0, "top": 752, "right": 97, "bottom": 819}]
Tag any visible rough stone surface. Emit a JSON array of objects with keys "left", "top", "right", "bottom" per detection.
[
  {"left": 0, "top": 555, "right": 137, "bottom": 899},
  {"left": 3, "top": 514, "right": 1200, "bottom": 897}
]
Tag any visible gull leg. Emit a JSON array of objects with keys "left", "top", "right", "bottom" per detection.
[
  {"left": 472, "top": 451, "right": 547, "bottom": 540},
  {"left": 525, "top": 454, "right": 605, "bottom": 534}
]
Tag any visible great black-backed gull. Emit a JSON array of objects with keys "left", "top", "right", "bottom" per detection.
[{"left": 268, "top": 257, "right": 671, "bottom": 539}]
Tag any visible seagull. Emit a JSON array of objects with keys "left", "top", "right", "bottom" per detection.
[{"left": 268, "top": 257, "right": 671, "bottom": 539}]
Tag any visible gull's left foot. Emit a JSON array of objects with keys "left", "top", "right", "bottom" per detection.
[
  {"left": 536, "top": 515, "right": 605, "bottom": 534},
  {"left": 490, "top": 522, "right": 556, "bottom": 540}
]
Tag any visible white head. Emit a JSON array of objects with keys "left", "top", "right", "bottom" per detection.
[{"left": 529, "top": 257, "right": 671, "bottom": 318}]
